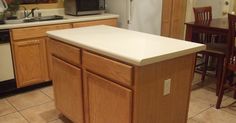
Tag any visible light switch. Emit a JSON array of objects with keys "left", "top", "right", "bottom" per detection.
[{"left": 163, "top": 79, "right": 171, "bottom": 96}]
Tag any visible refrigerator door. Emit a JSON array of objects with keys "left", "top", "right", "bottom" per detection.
[
  {"left": 106, "top": 0, "right": 130, "bottom": 28},
  {"left": 128, "top": 0, "right": 163, "bottom": 35},
  {"left": 106, "top": 0, "right": 162, "bottom": 35}
]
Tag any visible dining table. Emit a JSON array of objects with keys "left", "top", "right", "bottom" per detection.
[
  {"left": 185, "top": 18, "right": 229, "bottom": 42},
  {"left": 185, "top": 18, "right": 229, "bottom": 95}
]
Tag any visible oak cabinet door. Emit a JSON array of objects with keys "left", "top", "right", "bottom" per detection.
[
  {"left": 52, "top": 57, "right": 84, "bottom": 123},
  {"left": 13, "top": 38, "right": 49, "bottom": 87},
  {"left": 85, "top": 72, "right": 132, "bottom": 123}
]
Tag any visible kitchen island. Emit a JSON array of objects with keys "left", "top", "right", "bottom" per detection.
[{"left": 47, "top": 25, "right": 205, "bottom": 123}]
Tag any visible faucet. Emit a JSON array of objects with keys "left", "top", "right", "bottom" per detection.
[
  {"left": 23, "top": 7, "right": 39, "bottom": 18},
  {"left": 30, "top": 7, "right": 39, "bottom": 17}
]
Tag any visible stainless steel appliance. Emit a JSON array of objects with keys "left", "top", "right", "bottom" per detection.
[
  {"left": 0, "top": 29, "right": 16, "bottom": 93},
  {"left": 64, "top": 0, "right": 105, "bottom": 16}
]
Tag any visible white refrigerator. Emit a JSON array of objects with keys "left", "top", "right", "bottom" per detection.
[{"left": 105, "top": 0, "right": 163, "bottom": 35}]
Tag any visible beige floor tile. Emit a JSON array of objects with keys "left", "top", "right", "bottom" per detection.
[
  {"left": 0, "top": 99, "right": 16, "bottom": 116},
  {"left": 7, "top": 90, "right": 52, "bottom": 110},
  {"left": 20, "top": 101, "right": 60, "bottom": 123},
  {"left": 0, "top": 112, "right": 28, "bottom": 123},
  {"left": 191, "top": 88, "right": 228, "bottom": 106},
  {"left": 188, "top": 119, "right": 199, "bottom": 123},
  {"left": 40, "top": 86, "right": 54, "bottom": 99},
  {"left": 192, "top": 108, "right": 236, "bottom": 123},
  {"left": 192, "top": 73, "right": 202, "bottom": 85},
  {"left": 188, "top": 98, "right": 211, "bottom": 118},
  {"left": 49, "top": 116, "right": 72, "bottom": 123},
  {"left": 220, "top": 97, "right": 236, "bottom": 116}
]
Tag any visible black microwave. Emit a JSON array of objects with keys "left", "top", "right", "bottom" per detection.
[{"left": 64, "top": 0, "right": 105, "bottom": 16}]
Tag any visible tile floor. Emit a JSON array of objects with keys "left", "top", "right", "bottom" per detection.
[{"left": 0, "top": 73, "right": 236, "bottom": 123}]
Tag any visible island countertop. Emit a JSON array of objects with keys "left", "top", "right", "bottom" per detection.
[{"left": 47, "top": 25, "right": 205, "bottom": 66}]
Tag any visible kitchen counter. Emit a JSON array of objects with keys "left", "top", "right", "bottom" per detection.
[
  {"left": 0, "top": 13, "right": 119, "bottom": 30},
  {"left": 47, "top": 25, "right": 205, "bottom": 66},
  {"left": 47, "top": 25, "right": 205, "bottom": 123}
]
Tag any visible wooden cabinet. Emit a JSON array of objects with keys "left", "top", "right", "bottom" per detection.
[
  {"left": 73, "top": 19, "right": 117, "bottom": 28},
  {"left": 83, "top": 51, "right": 133, "bottom": 86},
  {"left": 52, "top": 56, "right": 84, "bottom": 123},
  {"left": 84, "top": 72, "right": 132, "bottom": 123},
  {"left": 11, "top": 24, "right": 72, "bottom": 87},
  {"left": 161, "top": 0, "right": 187, "bottom": 39},
  {"left": 48, "top": 39, "right": 196, "bottom": 123},
  {"left": 11, "top": 24, "right": 72, "bottom": 40},
  {"left": 13, "top": 38, "right": 49, "bottom": 87},
  {"left": 10, "top": 18, "right": 117, "bottom": 88},
  {"left": 47, "top": 39, "right": 81, "bottom": 79}
]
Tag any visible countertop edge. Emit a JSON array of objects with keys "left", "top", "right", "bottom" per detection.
[
  {"left": 0, "top": 14, "right": 119, "bottom": 30},
  {"left": 47, "top": 33, "right": 206, "bottom": 66}
]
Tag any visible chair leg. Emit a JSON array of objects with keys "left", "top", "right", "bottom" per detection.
[
  {"left": 216, "top": 80, "right": 225, "bottom": 109},
  {"left": 201, "top": 54, "right": 209, "bottom": 82},
  {"left": 216, "top": 67, "right": 227, "bottom": 109},
  {"left": 216, "top": 57, "right": 224, "bottom": 96}
]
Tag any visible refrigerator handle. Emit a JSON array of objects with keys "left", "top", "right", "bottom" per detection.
[{"left": 127, "top": 0, "right": 133, "bottom": 24}]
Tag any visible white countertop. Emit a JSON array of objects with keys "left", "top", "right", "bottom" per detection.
[
  {"left": 47, "top": 25, "right": 206, "bottom": 66},
  {"left": 0, "top": 13, "right": 119, "bottom": 30}
]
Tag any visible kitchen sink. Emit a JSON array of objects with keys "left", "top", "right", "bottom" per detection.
[
  {"left": 23, "top": 15, "right": 64, "bottom": 23},
  {"left": 4, "top": 15, "right": 64, "bottom": 24}
]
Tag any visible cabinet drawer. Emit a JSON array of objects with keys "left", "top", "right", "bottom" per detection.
[
  {"left": 12, "top": 24, "right": 72, "bottom": 40},
  {"left": 72, "top": 19, "right": 117, "bottom": 28},
  {"left": 48, "top": 39, "right": 81, "bottom": 66},
  {"left": 83, "top": 51, "right": 133, "bottom": 86}
]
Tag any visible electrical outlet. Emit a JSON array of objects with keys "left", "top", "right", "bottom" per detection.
[{"left": 163, "top": 79, "right": 171, "bottom": 96}]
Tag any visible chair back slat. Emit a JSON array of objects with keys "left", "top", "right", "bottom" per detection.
[{"left": 193, "top": 6, "right": 212, "bottom": 23}]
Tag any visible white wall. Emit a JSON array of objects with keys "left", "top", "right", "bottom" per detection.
[{"left": 186, "top": 0, "right": 235, "bottom": 22}]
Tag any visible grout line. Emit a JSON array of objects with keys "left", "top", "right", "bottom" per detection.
[
  {"left": 0, "top": 99, "right": 17, "bottom": 117},
  {"left": 5, "top": 90, "right": 53, "bottom": 111},
  {"left": 189, "top": 106, "right": 213, "bottom": 119},
  {"left": 39, "top": 87, "right": 54, "bottom": 100},
  {"left": 5, "top": 98, "right": 19, "bottom": 112},
  {"left": 18, "top": 111, "right": 30, "bottom": 123},
  {"left": 17, "top": 99, "right": 53, "bottom": 111},
  {"left": 4, "top": 100, "right": 30, "bottom": 123}
]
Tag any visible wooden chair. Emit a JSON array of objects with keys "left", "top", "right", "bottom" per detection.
[
  {"left": 216, "top": 14, "right": 236, "bottom": 109},
  {"left": 193, "top": 6, "right": 212, "bottom": 23},
  {"left": 193, "top": 6, "right": 227, "bottom": 94}
]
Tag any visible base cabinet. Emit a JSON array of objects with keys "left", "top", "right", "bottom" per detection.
[
  {"left": 52, "top": 56, "right": 84, "bottom": 123},
  {"left": 13, "top": 38, "right": 49, "bottom": 87},
  {"left": 85, "top": 72, "right": 132, "bottom": 123},
  {"left": 10, "top": 18, "right": 117, "bottom": 88},
  {"left": 48, "top": 38, "right": 195, "bottom": 123}
]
